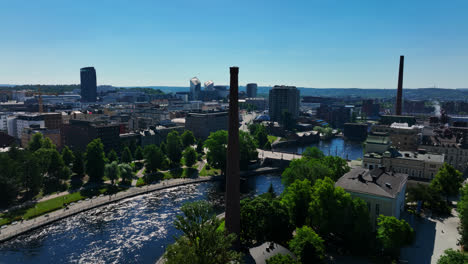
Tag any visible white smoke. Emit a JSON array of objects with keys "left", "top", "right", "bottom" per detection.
[{"left": 433, "top": 101, "right": 441, "bottom": 117}]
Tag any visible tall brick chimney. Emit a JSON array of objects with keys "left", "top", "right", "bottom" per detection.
[
  {"left": 395, "top": 55, "right": 404, "bottom": 115},
  {"left": 225, "top": 66, "right": 240, "bottom": 240}
]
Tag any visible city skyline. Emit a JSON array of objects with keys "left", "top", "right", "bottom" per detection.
[{"left": 1, "top": 0, "right": 467, "bottom": 88}]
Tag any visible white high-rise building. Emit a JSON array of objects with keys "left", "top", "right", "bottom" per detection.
[
  {"left": 204, "top": 80, "right": 214, "bottom": 91},
  {"left": 190, "top": 77, "right": 201, "bottom": 100}
]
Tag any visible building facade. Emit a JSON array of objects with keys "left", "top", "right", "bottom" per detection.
[
  {"left": 268, "top": 85, "right": 300, "bottom": 123},
  {"left": 246, "top": 83, "right": 258, "bottom": 98},
  {"left": 80, "top": 67, "right": 97, "bottom": 102},
  {"left": 61, "top": 119, "right": 120, "bottom": 152},
  {"left": 371, "top": 123, "right": 422, "bottom": 151},
  {"left": 336, "top": 167, "right": 408, "bottom": 228},
  {"left": 185, "top": 112, "right": 228, "bottom": 139},
  {"left": 190, "top": 77, "right": 201, "bottom": 101}
]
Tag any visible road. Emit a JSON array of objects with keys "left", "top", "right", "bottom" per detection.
[{"left": 240, "top": 112, "right": 257, "bottom": 132}]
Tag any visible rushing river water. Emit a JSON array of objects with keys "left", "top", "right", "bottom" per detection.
[
  {"left": 0, "top": 174, "right": 284, "bottom": 264},
  {"left": 280, "top": 137, "right": 364, "bottom": 161}
]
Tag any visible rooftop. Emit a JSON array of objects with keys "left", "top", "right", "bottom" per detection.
[{"left": 336, "top": 167, "right": 408, "bottom": 199}]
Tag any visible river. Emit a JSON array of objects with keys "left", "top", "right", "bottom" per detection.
[
  {"left": 0, "top": 174, "right": 284, "bottom": 264},
  {"left": 279, "top": 137, "right": 363, "bottom": 161}
]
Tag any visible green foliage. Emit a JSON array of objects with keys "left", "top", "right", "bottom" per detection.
[
  {"left": 239, "top": 131, "right": 258, "bottom": 170},
  {"left": 121, "top": 146, "right": 133, "bottom": 163},
  {"left": 85, "top": 139, "right": 106, "bottom": 182},
  {"left": 302, "top": 147, "right": 325, "bottom": 159},
  {"left": 254, "top": 125, "right": 268, "bottom": 149},
  {"left": 164, "top": 201, "right": 242, "bottom": 264},
  {"left": 28, "top": 133, "right": 44, "bottom": 152},
  {"left": 282, "top": 158, "right": 331, "bottom": 186},
  {"left": 376, "top": 215, "right": 414, "bottom": 257},
  {"left": 309, "top": 177, "right": 372, "bottom": 252},
  {"left": 134, "top": 146, "right": 144, "bottom": 160},
  {"left": 105, "top": 161, "right": 120, "bottom": 185},
  {"left": 407, "top": 183, "right": 451, "bottom": 215},
  {"left": 72, "top": 150, "right": 85, "bottom": 176},
  {"left": 61, "top": 146, "right": 74, "bottom": 166},
  {"left": 263, "top": 141, "right": 272, "bottom": 150},
  {"left": 182, "top": 130, "right": 196, "bottom": 148},
  {"left": 166, "top": 131, "right": 183, "bottom": 165},
  {"left": 288, "top": 226, "right": 325, "bottom": 263},
  {"left": 240, "top": 196, "right": 292, "bottom": 245},
  {"left": 0, "top": 153, "right": 21, "bottom": 206},
  {"left": 430, "top": 163, "right": 463, "bottom": 198},
  {"left": 437, "top": 249, "right": 468, "bottom": 264},
  {"left": 266, "top": 254, "right": 299, "bottom": 264},
  {"left": 119, "top": 163, "right": 134, "bottom": 183},
  {"left": 457, "top": 184, "right": 468, "bottom": 247},
  {"left": 196, "top": 138, "right": 204, "bottom": 153},
  {"left": 320, "top": 155, "right": 350, "bottom": 181},
  {"left": 183, "top": 147, "right": 197, "bottom": 168},
  {"left": 144, "top": 145, "right": 165, "bottom": 174},
  {"left": 41, "top": 137, "right": 55, "bottom": 149},
  {"left": 204, "top": 130, "right": 228, "bottom": 174},
  {"left": 22, "top": 152, "right": 42, "bottom": 198},
  {"left": 281, "top": 179, "right": 314, "bottom": 227},
  {"left": 107, "top": 149, "right": 119, "bottom": 163}
]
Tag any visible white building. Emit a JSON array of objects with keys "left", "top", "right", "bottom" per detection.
[
  {"left": 204, "top": 80, "right": 214, "bottom": 91},
  {"left": 190, "top": 77, "right": 201, "bottom": 100}
]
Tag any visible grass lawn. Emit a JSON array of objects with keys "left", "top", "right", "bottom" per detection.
[
  {"left": 136, "top": 177, "right": 146, "bottom": 187},
  {"left": 0, "top": 185, "right": 127, "bottom": 227},
  {"left": 199, "top": 164, "right": 221, "bottom": 177},
  {"left": 267, "top": 135, "right": 278, "bottom": 144}
]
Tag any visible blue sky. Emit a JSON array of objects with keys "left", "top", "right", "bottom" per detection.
[{"left": 0, "top": 0, "right": 467, "bottom": 88}]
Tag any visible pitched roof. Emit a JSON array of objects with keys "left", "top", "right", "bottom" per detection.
[{"left": 335, "top": 167, "right": 407, "bottom": 199}]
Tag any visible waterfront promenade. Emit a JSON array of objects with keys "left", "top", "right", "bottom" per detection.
[{"left": 0, "top": 176, "right": 219, "bottom": 243}]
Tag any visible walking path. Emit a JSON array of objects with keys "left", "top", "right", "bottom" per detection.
[{"left": 0, "top": 176, "right": 219, "bottom": 243}]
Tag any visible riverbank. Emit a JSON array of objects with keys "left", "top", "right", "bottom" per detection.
[{"left": 0, "top": 176, "right": 220, "bottom": 243}]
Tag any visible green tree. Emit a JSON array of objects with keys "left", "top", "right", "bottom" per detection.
[
  {"left": 0, "top": 154, "right": 21, "bottom": 206},
  {"left": 72, "top": 150, "right": 85, "bottom": 176},
  {"left": 134, "top": 146, "right": 144, "bottom": 161},
  {"left": 61, "top": 146, "right": 74, "bottom": 166},
  {"left": 437, "top": 249, "right": 468, "bottom": 264},
  {"left": 288, "top": 226, "right": 325, "bottom": 263},
  {"left": 281, "top": 179, "right": 314, "bottom": 227},
  {"left": 263, "top": 141, "right": 272, "bottom": 150},
  {"left": 164, "top": 201, "right": 242, "bottom": 264},
  {"left": 119, "top": 163, "right": 134, "bottom": 184},
  {"left": 255, "top": 125, "right": 268, "bottom": 149},
  {"left": 182, "top": 130, "right": 196, "bottom": 148},
  {"left": 41, "top": 137, "right": 55, "bottom": 149},
  {"left": 239, "top": 131, "right": 258, "bottom": 170},
  {"left": 144, "top": 145, "right": 165, "bottom": 174},
  {"left": 121, "top": 146, "right": 133, "bottom": 163},
  {"left": 457, "top": 184, "right": 468, "bottom": 247},
  {"left": 282, "top": 158, "right": 331, "bottom": 186},
  {"left": 240, "top": 196, "right": 292, "bottom": 245},
  {"left": 376, "top": 215, "right": 414, "bottom": 257},
  {"left": 28, "top": 133, "right": 44, "bottom": 152},
  {"left": 204, "top": 130, "right": 228, "bottom": 175},
  {"left": 166, "top": 131, "right": 183, "bottom": 165},
  {"left": 302, "top": 147, "right": 324, "bottom": 160},
  {"left": 308, "top": 177, "right": 372, "bottom": 252},
  {"left": 196, "top": 138, "right": 204, "bottom": 153},
  {"left": 183, "top": 147, "right": 197, "bottom": 168},
  {"left": 85, "top": 139, "right": 106, "bottom": 182},
  {"left": 266, "top": 254, "right": 299, "bottom": 264},
  {"left": 430, "top": 163, "right": 463, "bottom": 199},
  {"left": 22, "top": 152, "right": 42, "bottom": 198},
  {"left": 105, "top": 161, "right": 120, "bottom": 185},
  {"left": 321, "top": 156, "right": 350, "bottom": 181},
  {"left": 107, "top": 149, "right": 119, "bottom": 163}
]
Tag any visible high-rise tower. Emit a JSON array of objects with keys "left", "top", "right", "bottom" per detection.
[
  {"left": 246, "top": 83, "right": 257, "bottom": 98},
  {"left": 190, "top": 77, "right": 201, "bottom": 100},
  {"left": 225, "top": 66, "right": 240, "bottom": 240},
  {"left": 395, "top": 56, "right": 404, "bottom": 115},
  {"left": 80, "top": 67, "right": 97, "bottom": 102}
]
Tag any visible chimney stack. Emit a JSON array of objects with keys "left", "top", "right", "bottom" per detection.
[
  {"left": 225, "top": 66, "right": 240, "bottom": 240},
  {"left": 395, "top": 55, "right": 404, "bottom": 115}
]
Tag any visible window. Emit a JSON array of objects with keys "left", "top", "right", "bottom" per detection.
[{"left": 375, "top": 204, "right": 380, "bottom": 215}]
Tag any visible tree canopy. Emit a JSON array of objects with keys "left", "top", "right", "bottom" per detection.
[
  {"left": 430, "top": 163, "right": 463, "bottom": 198},
  {"left": 105, "top": 161, "right": 120, "bottom": 185},
  {"left": 61, "top": 146, "right": 74, "bottom": 166},
  {"left": 166, "top": 131, "right": 183, "bottom": 165},
  {"left": 288, "top": 226, "right": 325, "bottom": 263},
  {"left": 183, "top": 147, "right": 197, "bottom": 168},
  {"left": 144, "top": 145, "right": 165, "bottom": 174},
  {"left": 121, "top": 146, "right": 133, "bottom": 163},
  {"left": 182, "top": 130, "right": 196, "bottom": 148},
  {"left": 85, "top": 139, "right": 106, "bottom": 182},
  {"left": 376, "top": 215, "right": 414, "bottom": 257}
]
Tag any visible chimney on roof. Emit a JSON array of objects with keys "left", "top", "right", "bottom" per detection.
[{"left": 395, "top": 55, "right": 404, "bottom": 116}]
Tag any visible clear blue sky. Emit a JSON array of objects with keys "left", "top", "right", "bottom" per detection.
[{"left": 1, "top": 0, "right": 467, "bottom": 88}]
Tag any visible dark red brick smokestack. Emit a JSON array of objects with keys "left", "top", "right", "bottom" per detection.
[
  {"left": 396, "top": 55, "right": 404, "bottom": 115},
  {"left": 225, "top": 66, "right": 240, "bottom": 239}
]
